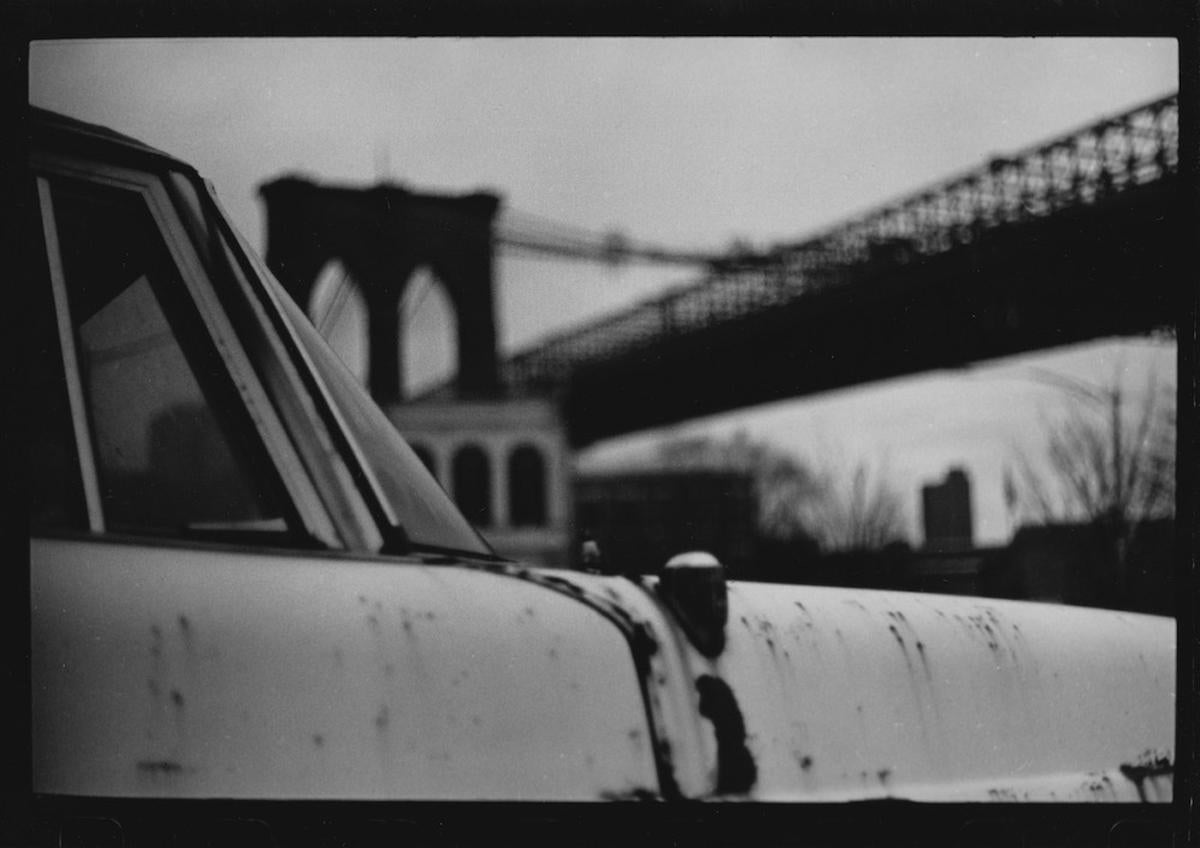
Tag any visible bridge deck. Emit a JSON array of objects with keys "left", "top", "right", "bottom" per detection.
[{"left": 492, "top": 94, "right": 1179, "bottom": 445}]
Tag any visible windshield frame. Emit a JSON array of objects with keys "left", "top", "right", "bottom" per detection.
[{"left": 191, "top": 177, "right": 498, "bottom": 560}]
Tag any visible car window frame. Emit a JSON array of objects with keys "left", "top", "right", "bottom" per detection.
[
  {"left": 31, "top": 151, "right": 340, "bottom": 550},
  {"left": 211, "top": 195, "right": 406, "bottom": 535},
  {"left": 187, "top": 179, "right": 393, "bottom": 553},
  {"left": 200, "top": 181, "right": 484, "bottom": 556}
]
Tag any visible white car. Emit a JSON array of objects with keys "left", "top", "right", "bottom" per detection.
[{"left": 22, "top": 106, "right": 1175, "bottom": 845}]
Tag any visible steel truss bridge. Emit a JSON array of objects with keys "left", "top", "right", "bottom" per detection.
[{"left": 499, "top": 93, "right": 1180, "bottom": 447}]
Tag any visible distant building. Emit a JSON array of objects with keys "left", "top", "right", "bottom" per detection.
[
  {"left": 921, "top": 467, "right": 974, "bottom": 552},
  {"left": 984, "top": 519, "right": 1174, "bottom": 615},
  {"left": 388, "top": 398, "right": 572, "bottom": 567}
]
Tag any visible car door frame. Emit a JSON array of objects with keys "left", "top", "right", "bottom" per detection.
[{"left": 31, "top": 147, "right": 381, "bottom": 552}]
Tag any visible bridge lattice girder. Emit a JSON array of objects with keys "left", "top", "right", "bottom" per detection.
[{"left": 503, "top": 93, "right": 1178, "bottom": 393}]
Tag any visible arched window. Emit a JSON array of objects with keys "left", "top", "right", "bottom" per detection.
[
  {"left": 508, "top": 444, "right": 547, "bottom": 527},
  {"left": 452, "top": 444, "right": 491, "bottom": 527},
  {"left": 410, "top": 442, "right": 438, "bottom": 482}
]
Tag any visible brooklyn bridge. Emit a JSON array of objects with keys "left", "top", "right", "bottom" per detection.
[{"left": 262, "top": 92, "right": 1179, "bottom": 448}]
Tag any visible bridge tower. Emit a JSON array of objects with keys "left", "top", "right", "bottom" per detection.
[{"left": 259, "top": 176, "right": 502, "bottom": 403}]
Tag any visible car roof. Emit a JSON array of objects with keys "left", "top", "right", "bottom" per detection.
[{"left": 29, "top": 105, "right": 195, "bottom": 173}]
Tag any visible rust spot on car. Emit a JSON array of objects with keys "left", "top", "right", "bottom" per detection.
[
  {"left": 915, "top": 641, "right": 933, "bottom": 681},
  {"left": 1079, "top": 773, "right": 1117, "bottom": 800},
  {"left": 137, "top": 760, "right": 187, "bottom": 776},
  {"left": 375, "top": 705, "right": 390, "bottom": 731},
  {"left": 177, "top": 614, "right": 193, "bottom": 654},
  {"left": 312, "top": 733, "right": 324, "bottom": 748},
  {"left": 696, "top": 675, "right": 757, "bottom": 795},
  {"left": 798, "top": 754, "right": 814, "bottom": 771},
  {"left": 537, "top": 574, "right": 584, "bottom": 599},
  {"left": 599, "top": 787, "right": 660, "bottom": 801},
  {"left": 630, "top": 622, "right": 659, "bottom": 658},
  {"left": 628, "top": 728, "right": 644, "bottom": 752},
  {"left": 1118, "top": 750, "right": 1173, "bottom": 802},
  {"left": 170, "top": 689, "right": 184, "bottom": 709},
  {"left": 877, "top": 768, "right": 892, "bottom": 785},
  {"left": 357, "top": 595, "right": 367, "bottom": 605}
]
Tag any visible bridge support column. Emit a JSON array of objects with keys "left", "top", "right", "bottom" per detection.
[{"left": 365, "top": 285, "right": 404, "bottom": 406}]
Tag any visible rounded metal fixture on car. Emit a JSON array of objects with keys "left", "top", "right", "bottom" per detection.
[{"left": 658, "top": 551, "right": 728, "bottom": 657}]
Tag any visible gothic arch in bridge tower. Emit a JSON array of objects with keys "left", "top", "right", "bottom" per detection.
[
  {"left": 259, "top": 176, "right": 502, "bottom": 404},
  {"left": 401, "top": 266, "right": 458, "bottom": 397}
]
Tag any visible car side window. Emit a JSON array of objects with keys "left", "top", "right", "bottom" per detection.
[{"left": 38, "top": 174, "right": 291, "bottom": 539}]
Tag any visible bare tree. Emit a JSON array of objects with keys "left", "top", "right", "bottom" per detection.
[
  {"left": 1004, "top": 365, "right": 1174, "bottom": 608},
  {"left": 798, "top": 458, "right": 909, "bottom": 552},
  {"left": 1008, "top": 367, "right": 1175, "bottom": 529},
  {"left": 656, "top": 432, "right": 908, "bottom": 551},
  {"left": 656, "top": 431, "right": 823, "bottom": 542}
]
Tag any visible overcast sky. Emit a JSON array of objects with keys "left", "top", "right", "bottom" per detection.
[{"left": 29, "top": 37, "right": 1178, "bottom": 544}]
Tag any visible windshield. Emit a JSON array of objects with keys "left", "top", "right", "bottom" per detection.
[{"left": 271, "top": 276, "right": 494, "bottom": 557}]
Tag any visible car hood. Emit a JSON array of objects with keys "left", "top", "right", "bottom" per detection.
[
  {"left": 33, "top": 538, "right": 1174, "bottom": 803},
  {"left": 579, "top": 572, "right": 1175, "bottom": 802}
]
